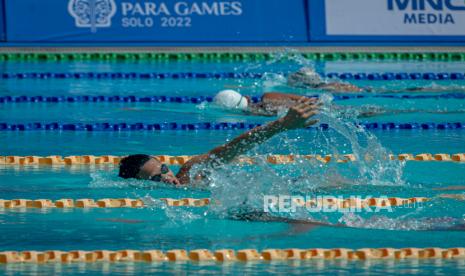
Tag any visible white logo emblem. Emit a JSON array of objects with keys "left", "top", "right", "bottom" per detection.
[{"left": 68, "top": 0, "right": 116, "bottom": 32}]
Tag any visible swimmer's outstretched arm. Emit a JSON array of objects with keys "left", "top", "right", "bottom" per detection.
[{"left": 176, "top": 98, "right": 319, "bottom": 184}]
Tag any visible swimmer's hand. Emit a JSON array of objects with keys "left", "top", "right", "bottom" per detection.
[{"left": 278, "top": 97, "right": 318, "bottom": 130}]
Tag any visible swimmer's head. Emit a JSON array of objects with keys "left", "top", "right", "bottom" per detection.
[
  {"left": 213, "top": 90, "right": 248, "bottom": 110},
  {"left": 287, "top": 67, "right": 323, "bottom": 88},
  {"left": 119, "top": 154, "right": 180, "bottom": 185}
]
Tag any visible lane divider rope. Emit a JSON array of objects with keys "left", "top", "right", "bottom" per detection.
[
  {"left": 1, "top": 153, "right": 464, "bottom": 166},
  {"left": 0, "top": 122, "right": 463, "bottom": 131},
  {"left": 1, "top": 247, "right": 464, "bottom": 263},
  {"left": 2, "top": 71, "right": 465, "bottom": 81},
  {"left": 0, "top": 72, "right": 263, "bottom": 80},
  {"left": 325, "top": 72, "right": 465, "bottom": 81},
  {"left": 2, "top": 52, "right": 465, "bottom": 61},
  {"left": 0, "top": 197, "right": 430, "bottom": 209},
  {"left": 1, "top": 93, "right": 464, "bottom": 104}
]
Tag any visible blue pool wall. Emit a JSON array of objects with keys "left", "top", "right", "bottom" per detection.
[{"left": 1, "top": 0, "right": 465, "bottom": 46}]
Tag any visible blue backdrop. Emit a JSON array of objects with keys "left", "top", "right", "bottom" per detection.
[
  {"left": 0, "top": 0, "right": 4, "bottom": 41},
  {"left": 5, "top": 0, "right": 308, "bottom": 42},
  {"left": 0, "top": 0, "right": 465, "bottom": 45}
]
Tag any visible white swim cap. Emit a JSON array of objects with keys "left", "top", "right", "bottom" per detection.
[{"left": 213, "top": 90, "right": 248, "bottom": 110}]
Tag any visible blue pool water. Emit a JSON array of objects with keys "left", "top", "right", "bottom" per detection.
[{"left": 1, "top": 57, "right": 465, "bottom": 274}]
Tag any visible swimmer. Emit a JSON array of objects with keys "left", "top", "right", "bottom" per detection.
[
  {"left": 213, "top": 90, "right": 457, "bottom": 118},
  {"left": 118, "top": 97, "right": 319, "bottom": 185},
  {"left": 213, "top": 90, "right": 300, "bottom": 117},
  {"left": 287, "top": 67, "right": 460, "bottom": 93},
  {"left": 287, "top": 67, "right": 363, "bottom": 92}
]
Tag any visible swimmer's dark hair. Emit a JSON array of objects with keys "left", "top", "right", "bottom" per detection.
[{"left": 118, "top": 154, "right": 152, "bottom": 179}]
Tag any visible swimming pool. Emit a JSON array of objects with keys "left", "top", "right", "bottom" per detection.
[{"left": 1, "top": 54, "right": 465, "bottom": 274}]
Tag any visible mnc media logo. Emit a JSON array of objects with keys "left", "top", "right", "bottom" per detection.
[
  {"left": 68, "top": 0, "right": 117, "bottom": 32},
  {"left": 388, "top": 0, "right": 465, "bottom": 24},
  {"left": 388, "top": 0, "right": 465, "bottom": 10}
]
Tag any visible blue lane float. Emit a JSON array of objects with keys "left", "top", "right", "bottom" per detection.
[
  {"left": 0, "top": 122, "right": 463, "bottom": 131},
  {"left": 0, "top": 72, "right": 264, "bottom": 80},
  {"left": 0, "top": 95, "right": 218, "bottom": 104},
  {"left": 1, "top": 72, "right": 465, "bottom": 80},
  {"left": 1, "top": 93, "right": 464, "bottom": 104},
  {"left": 0, "top": 95, "right": 261, "bottom": 104},
  {"left": 325, "top": 72, "right": 465, "bottom": 81}
]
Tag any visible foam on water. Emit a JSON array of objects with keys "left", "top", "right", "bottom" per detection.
[{"left": 317, "top": 93, "right": 405, "bottom": 187}]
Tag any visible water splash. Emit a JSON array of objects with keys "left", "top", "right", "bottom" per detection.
[
  {"left": 261, "top": 72, "right": 288, "bottom": 91},
  {"left": 90, "top": 170, "right": 208, "bottom": 225},
  {"left": 187, "top": 92, "right": 406, "bottom": 225},
  {"left": 317, "top": 94, "right": 405, "bottom": 187},
  {"left": 89, "top": 170, "right": 174, "bottom": 190},
  {"left": 340, "top": 212, "right": 464, "bottom": 231},
  {"left": 268, "top": 48, "right": 315, "bottom": 68},
  {"left": 163, "top": 205, "right": 203, "bottom": 225},
  {"left": 253, "top": 49, "right": 465, "bottom": 94}
]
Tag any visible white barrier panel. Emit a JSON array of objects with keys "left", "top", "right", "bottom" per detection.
[{"left": 324, "top": 0, "right": 465, "bottom": 36}]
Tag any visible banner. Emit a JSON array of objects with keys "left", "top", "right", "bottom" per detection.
[
  {"left": 5, "top": 0, "right": 308, "bottom": 42},
  {"left": 309, "top": 0, "right": 465, "bottom": 41}
]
